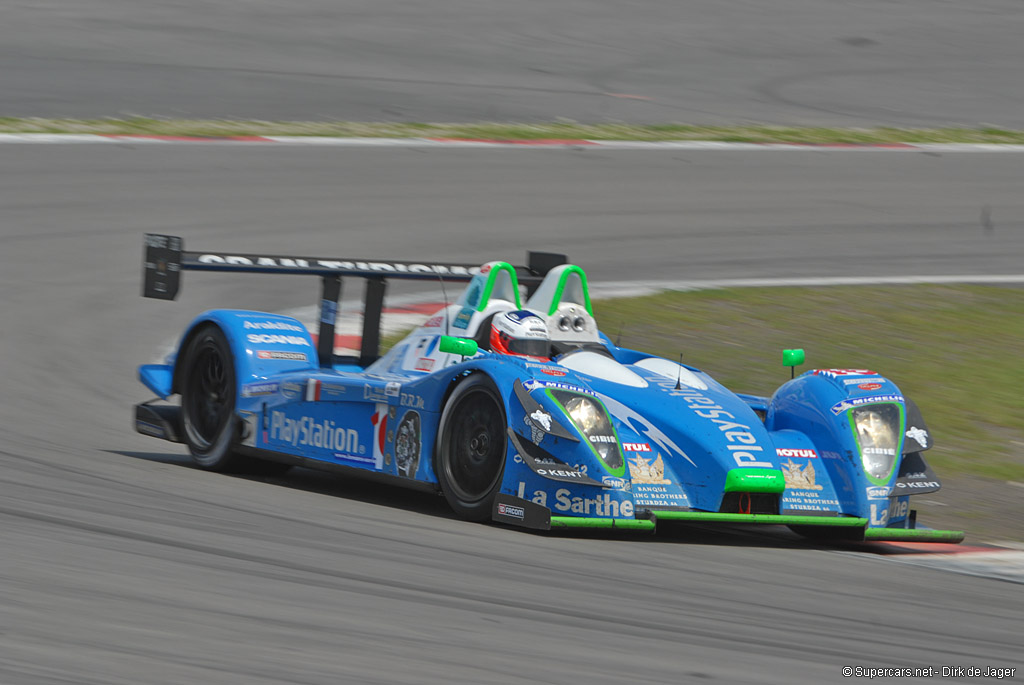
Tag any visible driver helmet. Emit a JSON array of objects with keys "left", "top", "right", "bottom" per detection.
[{"left": 490, "top": 310, "right": 550, "bottom": 360}]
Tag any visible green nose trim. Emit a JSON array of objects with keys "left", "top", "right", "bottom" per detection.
[{"left": 723, "top": 468, "right": 785, "bottom": 494}]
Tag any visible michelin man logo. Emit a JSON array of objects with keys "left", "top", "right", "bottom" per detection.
[
  {"left": 906, "top": 426, "right": 928, "bottom": 448},
  {"left": 524, "top": 409, "right": 552, "bottom": 444}
]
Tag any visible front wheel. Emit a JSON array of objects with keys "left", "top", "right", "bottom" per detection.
[{"left": 435, "top": 374, "right": 508, "bottom": 521}]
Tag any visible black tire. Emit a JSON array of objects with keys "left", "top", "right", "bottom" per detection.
[
  {"left": 435, "top": 374, "right": 507, "bottom": 521},
  {"left": 180, "top": 325, "right": 247, "bottom": 472}
]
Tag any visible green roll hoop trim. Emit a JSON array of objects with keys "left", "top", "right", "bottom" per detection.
[
  {"left": 863, "top": 528, "right": 966, "bottom": 543},
  {"left": 547, "top": 265, "right": 593, "bottom": 316},
  {"left": 474, "top": 261, "right": 521, "bottom": 311},
  {"left": 654, "top": 512, "right": 869, "bottom": 526},
  {"left": 550, "top": 517, "right": 656, "bottom": 531},
  {"left": 723, "top": 468, "right": 785, "bottom": 494}
]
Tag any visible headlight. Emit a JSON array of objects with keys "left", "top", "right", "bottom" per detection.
[
  {"left": 565, "top": 396, "right": 602, "bottom": 432},
  {"left": 551, "top": 391, "right": 623, "bottom": 472},
  {"left": 851, "top": 404, "right": 901, "bottom": 482}
]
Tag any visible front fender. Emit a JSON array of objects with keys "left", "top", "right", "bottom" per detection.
[
  {"left": 451, "top": 358, "right": 639, "bottom": 521},
  {"left": 767, "top": 369, "right": 910, "bottom": 525}
]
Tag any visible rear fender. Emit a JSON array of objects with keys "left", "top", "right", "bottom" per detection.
[{"left": 170, "top": 309, "right": 317, "bottom": 397}]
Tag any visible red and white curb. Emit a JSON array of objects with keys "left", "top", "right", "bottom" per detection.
[
  {"left": 855, "top": 542, "right": 1024, "bottom": 584},
  {"left": 300, "top": 299, "right": 444, "bottom": 355},
  {"left": 6, "top": 133, "right": 1024, "bottom": 152}
]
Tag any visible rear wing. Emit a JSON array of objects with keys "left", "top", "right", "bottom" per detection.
[{"left": 142, "top": 234, "right": 567, "bottom": 367}]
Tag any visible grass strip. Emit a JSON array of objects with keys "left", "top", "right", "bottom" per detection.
[
  {"left": 5, "top": 117, "right": 1024, "bottom": 144},
  {"left": 594, "top": 284, "right": 1024, "bottom": 481}
]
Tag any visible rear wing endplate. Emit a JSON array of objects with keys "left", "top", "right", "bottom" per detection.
[{"left": 142, "top": 234, "right": 567, "bottom": 367}]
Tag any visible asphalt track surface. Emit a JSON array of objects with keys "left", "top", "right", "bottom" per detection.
[
  {"left": 5, "top": 0, "right": 1024, "bottom": 128},
  {"left": 2, "top": 145, "right": 1023, "bottom": 684}
]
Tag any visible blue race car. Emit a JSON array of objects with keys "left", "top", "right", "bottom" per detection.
[{"left": 135, "top": 235, "right": 963, "bottom": 542}]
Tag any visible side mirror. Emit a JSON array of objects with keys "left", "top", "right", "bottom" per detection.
[
  {"left": 782, "top": 348, "right": 805, "bottom": 367},
  {"left": 439, "top": 336, "right": 479, "bottom": 357},
  {"left": 783, "top": 348, "right": 805, "bottom": 379}
]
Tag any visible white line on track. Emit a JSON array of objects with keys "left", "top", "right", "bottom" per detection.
[
  {"left": 6, "top": 133, "right": 1024, "bottom": 152},
  {"left": 278, "top": 273, "right": 1024, "bottom": 352},
  {"left": 589, "top": 274, "right": 1024, "bottom": 298}
]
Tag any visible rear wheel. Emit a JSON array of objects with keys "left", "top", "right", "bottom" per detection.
[
  {"left": 436, "top": 374, "right": 507, "bottom": 521},
  {"left": 180, "top": 325, "right": 290, "bottom": 475}
]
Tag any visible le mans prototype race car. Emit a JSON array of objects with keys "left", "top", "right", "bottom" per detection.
[{"left": 135, "top": 235, "right": 963, "bottom": 543}]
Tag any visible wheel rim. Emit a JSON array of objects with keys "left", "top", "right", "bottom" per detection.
[
  {"left": 444, "top": 389, "right": 505, "bottom": 503},
  {"left": 184, "top": 340, "right": 231, "bottom": 450}
]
